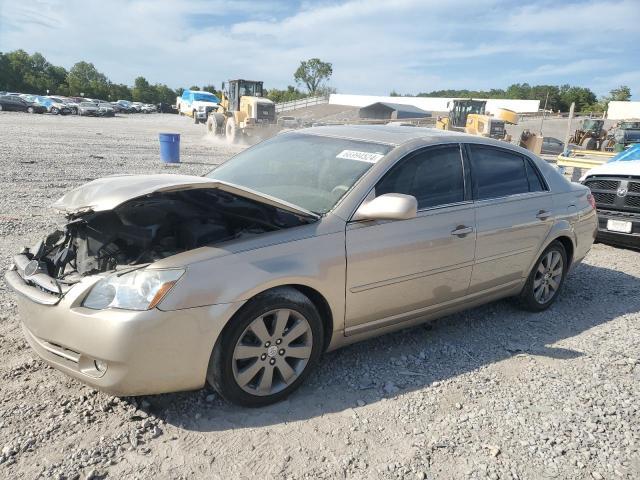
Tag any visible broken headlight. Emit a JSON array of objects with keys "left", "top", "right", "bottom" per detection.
[{"left": 83, "top": 269, "right": 184, "bottom": 311}]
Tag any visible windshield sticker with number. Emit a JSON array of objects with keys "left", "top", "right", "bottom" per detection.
[{"left": 336, "top": 150, "right": 385, "bottom": 163}]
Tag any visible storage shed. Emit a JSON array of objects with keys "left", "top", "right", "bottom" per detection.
[{"left": 358, "top": 102, "right": 431, "bottom": 120}]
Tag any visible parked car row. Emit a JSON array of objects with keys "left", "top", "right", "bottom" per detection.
[{"left": 0, "top": 91, "right": 158, "bottom": 116}]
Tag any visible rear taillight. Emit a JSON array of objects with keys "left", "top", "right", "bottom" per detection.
[{"left": 587, "top": 193, "right": 596, "bottom": 210}]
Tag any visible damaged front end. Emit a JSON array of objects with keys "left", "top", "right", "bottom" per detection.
[{"left": 7, "top": 175, "right": 317, "bottom": 306}]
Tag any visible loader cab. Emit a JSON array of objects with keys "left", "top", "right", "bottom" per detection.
[
  {"left": 448, "top": 99, "right": 486, "bottom": 128},
  {"left": 224, "top": 79, "right": 264, "bottom": 112},
  {"left": 582, "top": 119, "right": 604, "bottom": 135}
]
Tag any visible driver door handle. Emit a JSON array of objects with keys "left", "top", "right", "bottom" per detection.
[
  {"left": 451, "top": 225, "right": 474, "bottom": 237},
  {"left": 536, "top": 210, "right": 551, "bottom": 220}
]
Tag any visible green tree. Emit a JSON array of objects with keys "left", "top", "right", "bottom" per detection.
[
  {"left": 132, "top": 76, "right": 155, "bottom": 103},
  {"left": 608, "top": 85, "right": 631, "bottom": 102},
  {"left": 154, "top": 84, "right": 179, "bottom": 104},
  {"left": 294, "top": 58, "right": 333, "bottom": 94},
  {"left": 189, "top": 85, "right": 200, "bottom": 91},
  {"left": 108, "top": 83, "right": 132, "bottom": 101},
  {"left": 201, "top": 84, "right": 217, "bottom": 95},
  {"left": 559, "top": 85, "right": 597, "bottom": 112},
  {"left": 67, "top": 61, "right": 109, "bottom": 98},
  {"left": 505, "top": 83, "right": 532, "bottom": 99},
  {"left": 266, "top": 85, "right": 307, "bottom": 103},
  {"left": 0, "top": 52, "right": 9, "bottom": 90}
]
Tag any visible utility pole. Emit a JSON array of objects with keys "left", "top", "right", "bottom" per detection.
[
  {"left": 539, "top": 91, "right": 549, "bottom": 135},
  {"left": 563, "top": 102, "right": 575, "bottom": 152}
]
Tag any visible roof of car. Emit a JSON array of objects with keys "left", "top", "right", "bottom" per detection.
[{"left": 298, "top": 124, "right": 471, "bottom": 146}]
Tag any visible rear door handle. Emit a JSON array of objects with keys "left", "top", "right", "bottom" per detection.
[
  {"left": 536, "top": 210, "right": 551, "bottom": 220},
  {"left": 451, "top": 225, "right": 474, "bottom": 237}
]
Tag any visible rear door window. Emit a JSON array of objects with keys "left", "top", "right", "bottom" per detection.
[{"left": 469, "top": 145, "right": 530, "bottom": 200}]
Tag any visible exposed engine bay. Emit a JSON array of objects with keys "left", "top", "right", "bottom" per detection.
[{"left": 22, "top": 189, "right": 311, "bottom": 285}]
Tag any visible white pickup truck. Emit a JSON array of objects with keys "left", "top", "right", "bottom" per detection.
[
  {"left": 581, "top": 145, "right": 640, "bottom": 248},
  {"left": 176, "top": 90, "right": 220, "bottom": 124}
]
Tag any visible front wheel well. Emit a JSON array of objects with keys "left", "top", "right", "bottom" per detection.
[
  {"left": 223, "top": 285, "right": 334, "bottom": 353},
  {"left": 288, "top": 285, "right": 334, "bottom": 352}
]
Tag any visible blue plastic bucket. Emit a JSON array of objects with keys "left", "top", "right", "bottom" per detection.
[{"left": 158, "top": 133, "right": 180, "bottom": 163}]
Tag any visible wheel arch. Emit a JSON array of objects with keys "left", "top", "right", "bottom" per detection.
[
  {"left": 554, "top": 235, "right": 574, "bottom": 268},
  {"left": 527, "top": 221, "right": 577, "bottom": 276},
  {"left": 216, "top": 283, "right": 335, "bottom": 354}
]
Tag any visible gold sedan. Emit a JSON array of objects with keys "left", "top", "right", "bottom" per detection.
[{"left": 6, "top": 125, "right": 597, "bottom": 406}]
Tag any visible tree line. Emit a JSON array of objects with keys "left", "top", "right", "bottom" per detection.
[
  {"left": 391, "top": 83, "right": 632, "bottom": 113},
  {"left": 0, "top": 50, "right": 335, "bottom": 106},
  {"left": 5, "top": 49, "right": 627, "bottom": 112}
]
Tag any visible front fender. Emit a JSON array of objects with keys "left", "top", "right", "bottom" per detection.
[{"left": 156, "top": 231, "right": 347, "bottom": 333}]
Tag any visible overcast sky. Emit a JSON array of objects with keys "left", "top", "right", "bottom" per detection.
[{"left": 1, "top": 0, "right": 638, "bottom": 98}]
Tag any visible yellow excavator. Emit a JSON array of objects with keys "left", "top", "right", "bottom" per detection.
[
  {"left": 436, "top": 99, "right": 518, "bottom": 141},
  {"left": 206, "top": 79, "right": 279, "bottom": 143}
]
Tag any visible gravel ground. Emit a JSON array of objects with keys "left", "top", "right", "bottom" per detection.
[{"left": 0, "top": 112, "right": 639, "bottom": 480}]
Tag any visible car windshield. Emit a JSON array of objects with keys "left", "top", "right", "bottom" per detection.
[
  {"left": 207, "top": 132, "right": 393, "bottom": 214},
  {"left": 620, "top": 122, "right": 640, "bottom": 129},
  {"left": 80, "top": 102, "right": 95, "bottom": 106},
  {"left": 193, "top": 92, "right": 218, "bottom": 103}
]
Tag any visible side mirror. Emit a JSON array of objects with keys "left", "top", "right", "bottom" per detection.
[{"left": 352, "top": 193, "right": 417, "bottom": 222}]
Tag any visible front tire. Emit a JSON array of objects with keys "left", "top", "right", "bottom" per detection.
[
  {"left": 518, "top": 241, "right": 567, "bottom": 312},
  {"left": 193, "top": 110, "right": 199, "bottom": 124},
  {"left": 581, "top": 137, "right": 596, "bottom": 150},
  {"left": 207, "top": 287, "right": 324, "bottom": 407},
  {"left": 27, "top": 106, "right": 34, "bottom": 114},
  {"left": 51, "top": 107, "right": 59, "bottom": 115},
  {"left": 225, "top": 118, "right": 238, "bottom": 143}
]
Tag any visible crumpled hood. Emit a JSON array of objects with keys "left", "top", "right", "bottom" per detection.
[
  {"left": 51, "top": 174, "right": 319, "bottom": 219},
  {"left": 581, "top": 159, "right": 640, "bottom": 181}
]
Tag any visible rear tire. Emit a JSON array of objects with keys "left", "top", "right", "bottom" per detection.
[
  {"left": 193, "top": 111, "right": 199, "bottom": 124},
  {"left": 27, "top": 106, "right": 34, "bottom": 114},
  {"left": 518, "top": 241, "right": 567, "bottom": 312},
  {"left": 51, "top": 107, "right": 59, "bottom": 115},
  {"left": 207, "top": 287, "right": 324, "bottom": 407}
]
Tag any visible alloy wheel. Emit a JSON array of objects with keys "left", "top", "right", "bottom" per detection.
[
  {"left": 232, "top": 309, "right": 313, "bottom": 396},
  {"left": 533, "top": 250, "right": 563, "bottom": 304}
]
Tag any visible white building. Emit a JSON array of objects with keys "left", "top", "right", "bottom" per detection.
[
  {"left": 607, "top": 101, "right": 640, "bottom": 120},
  {"left": 329, "top": 94, "right": 540, "bottom": 114}
]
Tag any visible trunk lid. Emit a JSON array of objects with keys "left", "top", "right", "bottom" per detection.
[{"left": 52, "top": 174, "right": 319, "bottom": 219}]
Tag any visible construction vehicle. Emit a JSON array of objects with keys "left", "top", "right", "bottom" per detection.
[
  {"left": 568, "top": 119, "right": 607, "bottom": 150},
  {"left": 600, "top": 120, "right": 640, "bottom": 152},
  {"left": 206, "top": 79, "right": 278, "bottom": 143},
  {"left": 436, "top": 99, "right": 518, "bottom": 140}
]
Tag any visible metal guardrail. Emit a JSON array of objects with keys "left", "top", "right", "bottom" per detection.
[
  {"left": 275, "top": 95, "right": 329, "bottom": 113},
  {"left": 556, "top": 149, "right": 615, "bottom": 169}
]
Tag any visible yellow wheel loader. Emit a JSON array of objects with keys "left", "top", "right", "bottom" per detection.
[
  {"left": 206, "top": 79, "right": 279, "bottom": 143},
  {"left": 436, "top": 99, "right": 516, "bottom": 140}
]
